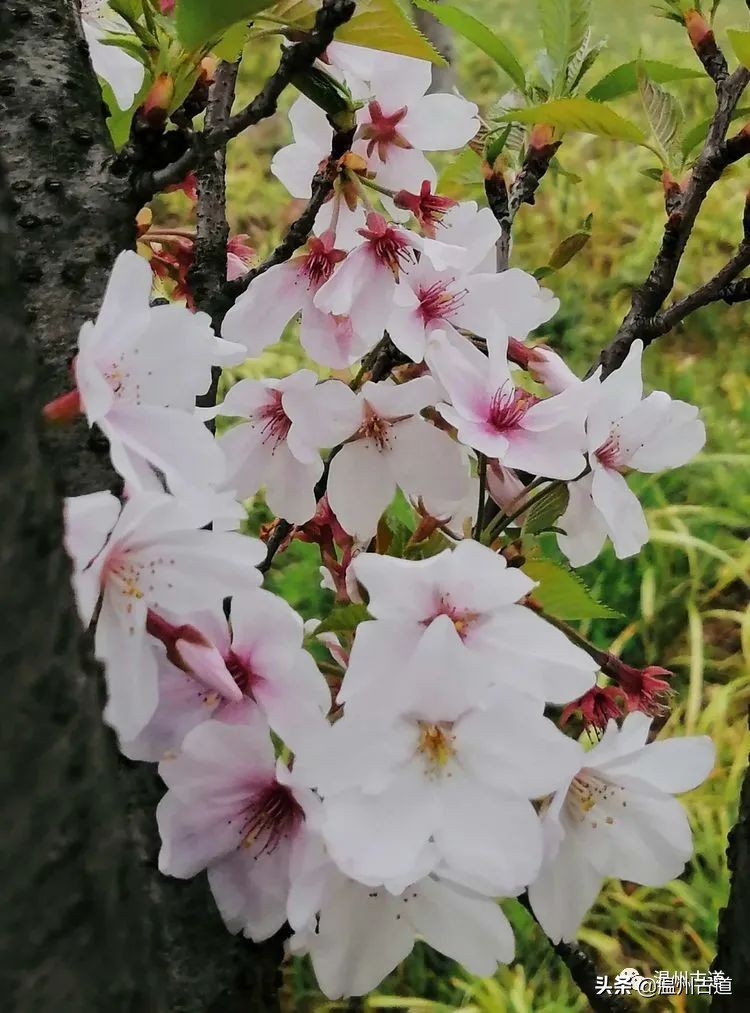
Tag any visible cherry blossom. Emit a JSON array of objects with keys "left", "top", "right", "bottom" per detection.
[
  {"left": 81, "top": 0, "right": 145, "bottom": 110},
  {"left": 52, "top": 251, "right": 245, "bottom": 492},
  {"left": 124, "top": 590, "right": 331, "bottom": 760},
  {"left": 64, "top": 490, "right": 264, "bottom": 741},
  {"left": 221, "top": 232, "right": 373, "bottom": 368},
  {"left": 284, "top": 375, "right": 469, "bottom": 539},
  {"left": 301, "top": 619, "right": 583, "bottom": 894},
  {"left": 388, "top": 257, "right": 556, "bottom": 363},
  {"left": 288, "top": 857, "right": 514, "bottom": 999},
  {"left": 429, "top": 330, "right": 597, "bottom": 481},
  {"left": 158, "top": 714, "right": 321, "bottom": 941},
  {"left": 528, "top": 712, "right": 715, "bottom": 943},
  {"left": 344, "top": 538, "right": 597, "bottom": 709},
  {"left": 211, "top": 371, "right": 325, "bottom": 526},
  {"left": 558, "top": 340, "right": 706, "bottom": 565},
  {"left": 352, "top": 52, "right": 478, "bottom": 192}
]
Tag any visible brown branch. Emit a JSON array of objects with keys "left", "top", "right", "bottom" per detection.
[
  {"left": 597, "top": 67, "right": 750, "bottom": 377},
  {"left": 139, "top": 0, "right": 356, "bottom": 198},
  {"left": 486, "top": 136, "right": 561, "bottom": 271}
]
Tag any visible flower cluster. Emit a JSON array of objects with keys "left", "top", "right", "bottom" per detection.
[{"left": 60, "top": 33, "right": 716, "bottom": 1001}]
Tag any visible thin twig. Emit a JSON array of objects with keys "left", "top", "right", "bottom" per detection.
[
  {"left": 138, "top": 0, "right": 356, "bottom": 198},
  {"left": 597, "top": 67, "right": 750, "bottom": 376},
  {"left": 474, "top": 454, "right": 488, "bottom": 539}
]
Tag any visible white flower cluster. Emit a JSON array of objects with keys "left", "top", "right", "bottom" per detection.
[{"left": 63, "top": 38, "right": 715, "bottom": 1001}]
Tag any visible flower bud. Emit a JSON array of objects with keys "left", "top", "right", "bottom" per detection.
[
  {"left": 43, "top": 388, "right": 82, "bottom": 423},
  {"left": 527, "top": 344, "right": 581, "bottom": 394},
  {"left": 141, "top": 72, "right": 176, "bottom": 127}
]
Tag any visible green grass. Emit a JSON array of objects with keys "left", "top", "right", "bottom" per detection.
[{"left": 158, "top": 3, "right": 750, "bottom": 1008}]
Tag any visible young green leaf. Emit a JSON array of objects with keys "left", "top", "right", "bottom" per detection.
[
  {"left": 728, "top": 28, "right": 750, "bottom": 70},
  {"left": 587, "top": 59, "right": 703, "bottom": 102},
  {"left": 335, "top": 0, "right": 446, "bottom": 65},
  {"left": 436, "top": 146, "right": 484, "bottom": 200},
  {"left": 313, "top": 603, "right": 371, "bottom": 635},
  {"left": 522, "top": 483, "right": 570, "bottom": 536},
  {"left": 637, "top": 64, "right": 683, "bottom": 169},
  {"left": 496, "top": 97, "right": 646, "bottom": 144},
  {"left": 537, "top": 0, "right": 591, "bottom": 91},
  {"left": 412, "top": 0, "right": 526, "bottom": 91},
  {"left": 176, "top": 0, "right": 275, "bottom": 50},
  {"left": 523, "top": 559, "right": 621, "bottom": 619}
]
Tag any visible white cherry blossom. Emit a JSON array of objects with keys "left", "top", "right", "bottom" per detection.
[
  {"left": 71, "top": 251, "right": 244, "bottom": 492},
  {"left": 302, "top": 618, "right": 583, "bottom": 894},
  {"left": 528, "top": 712, "right": 715, "bottom": 943},
  {"left": 429, "top": 330, "right": 596, "bottom": 481},
  {"left": 289, "top": 857, "right": 514, "bottom": 999},
  {"left": 81, "top": 0, "right": 144, "bottom": 110},
  {"left": 221, "top": 232, "right": 374, "bottom": 368},
  {"left": 212, "top": 371, "right": 325, "bottom": 525},
  {"left": 285, "top": 375, "right": 469, "bottom": 539},
  {"left": 64, "top": 490, "right": 264, "bottom": 741},
  {"left": 558, "top": 340, "right": 706, "bottom": 566},
  {"left": 345, "top": 538, "right": 597, "bottom": 708},
  {"left": 158, "top": 714, "right": 322, "bottom": 942}
]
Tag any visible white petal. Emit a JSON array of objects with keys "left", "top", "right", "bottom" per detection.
[
  {"left": 96, "top": 592, "right": 157, "bottom": 742},
  {"left": 401, "top": 94, "right": 478, "bottom": 150},
  {"left": 208, "top": 842, "right": 290, "bottom": 941},
  {"left": 591, "top": 467, "right": 649, "bottom": 559},
  {"left": 528, "top": 832, "right": 603, "bottom": 944},
  {"left": 598, "top": 735, "right": 715, "bottom": 795},
  {"left": 221, "top": 263, "right": 306, "bottom": 355},
  {"left": 327, "top": 439, "right": 397, "bottom": 538},
  {"left": 557, "top": 474, "right": 609, "bottom": 567}
]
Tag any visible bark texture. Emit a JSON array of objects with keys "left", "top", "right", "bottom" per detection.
[{"left": 1, "top": 3, "right": 285, "bottom": 1009}]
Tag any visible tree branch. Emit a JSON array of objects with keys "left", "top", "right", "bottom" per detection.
[
  {"left": 486, "top": 135, "right": 561, "bottom": 271},
  {"left": 597, "top": 67, "right": 750, "bottom": 376},
  {"left": 139, "top": 0, "right": 356, "bottom": 198}
]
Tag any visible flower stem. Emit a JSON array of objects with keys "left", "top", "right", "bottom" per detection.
[{"left": 474, "top": 454, "right": 488, "bottom": 540}]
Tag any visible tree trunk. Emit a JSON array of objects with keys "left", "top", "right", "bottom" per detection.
[{"left": 0, "top": 2, "right": 284, "bottom": 1008}]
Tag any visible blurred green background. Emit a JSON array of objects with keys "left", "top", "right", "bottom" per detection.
[{"left": 161, "top": 1, "right": 750, "bottom": 1009}]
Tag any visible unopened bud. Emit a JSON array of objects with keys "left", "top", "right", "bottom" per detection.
[
  {"left": 684, "top": 9, "right": 712, "bottom": 49},
  {"left": 141, "top": 73, "right": 175, "bottom": 127},
  {"left": 529, "top": 123, "right": 556, "bottom": 151},
  {"left": 43, "top": 388, "right": 82, "bottom": 423}
]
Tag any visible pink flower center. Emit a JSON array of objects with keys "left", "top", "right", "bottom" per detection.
[
  {"left": 300, "top": 232, "right": 346, "bottom": 289},
  {"left": 237, "top": 781, "right": 304, "bottom": 856},
  {"left": 361, "top": 101, "right": 411, "bottom": 161},
  {"left": 357, "top": 402, "right": 393, "bottom": 451},
  {"left": 595, "top": 432, "right": 622, "bottom": 469},
  {"left": 487, "top": 385, "right": 536, "bottom": 433},
  {"left": 258, "top": 390, "right": 291, "bottom": 448},
  {"left": 429, "top": 594, "right": 480, "bottom": 641},
  {"left": 417, "top": 279, "right": 466, "bottom": 324},
  {"left": 358, "top": 213, "right": 414, "bottom": 280},
  {"left": 225, "top": 650, "right": 261, "bottom": 700}
]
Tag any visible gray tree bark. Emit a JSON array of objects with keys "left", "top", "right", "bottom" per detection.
[{"left": 0, "top": 2, "right": 284, "bottom": 1009}]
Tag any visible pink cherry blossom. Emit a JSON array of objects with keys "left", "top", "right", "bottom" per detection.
[
  {"left": 314, "top": 213, "right": 467, "bottom": 347},
  {"left": 222, "top": 233, "right": 373, "bottom": 368},
  {"left": 429, "top": 331, "right": 596, "bottom": 480},
  {"left": 125, "top": 590, "right": 331, "bottom": 760},
  {"left": 64, "top": 490, "right": 264, "bottom": 742},
  {"left": 558, "top": 340, "right": 706, "bottom": 565},
  {"left": 158, "top": 714, "right": 322, "bottom": 942},
  {"left": 285, "top": 375, "right": 469, "bottom": 539},
  {"left": 211, "top": 370, "right": 325, "bottom": 525},
  {"left": 66, "top": 251, "right": 245, "bottom": 492},
  {"left": 345, "top": 539, "right": 597, "bottom": 709}
]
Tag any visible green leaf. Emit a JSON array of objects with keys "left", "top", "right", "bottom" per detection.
[
  {"left": 290, "top": 66, "right": 357, "bottom": 127},
  {"left": 314, "top": 603, "right": 370, "bottom": 635},
  {"left": 436, "top": 146, "right": 483, "bottom": 200},
  {"left": 545, "top": 219, "right": 593, "bottom": 272},
  {"left": 537, "top": 0, "right": 591, "bottom": 90},
  {"left": 496, "top": 97, "right": 646, "bottom": 144},
  {"left": 522, "top": 484, "right": 570, "bottom": 536},
  {"left": 335, "top": 0, "right": 447, "bottom": 65},
  {"left": 636, "top": 64, "right": 683, "bottom": 168},
  {"left": 681, "top": 104, "right": 750, "bottom": 158},
  {"left": 523, "top": 559, "right": 621, "bottom": 619},
  {"left": 176, "top": 0, "right": 275, "bottom": 50},
  {"left": 213, "top": 21, "right": 251, "bottom": 61},
  {"left": 412, "top": 0, "right": 525, "bottom": 90},
  {"left": 728, "top": 28, "right": 750, "bottom": 70},
  {"left": 587, "top": 59, "right": 703, "bottom": 102}
]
